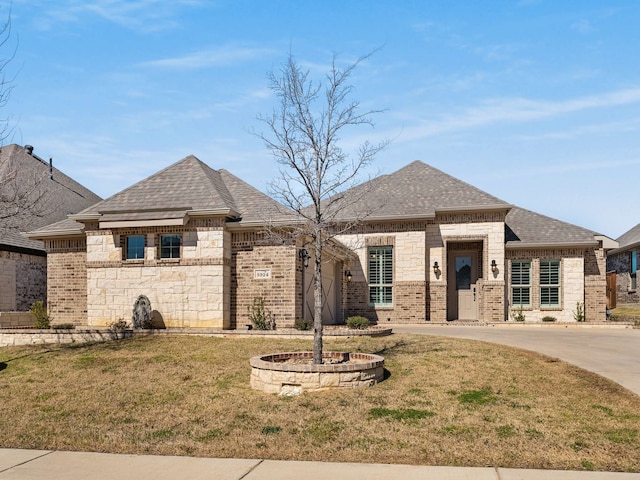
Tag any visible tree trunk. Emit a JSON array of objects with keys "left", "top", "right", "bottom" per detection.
[{"left": 313, "top": 234, "right": 323, "bottom": 364}]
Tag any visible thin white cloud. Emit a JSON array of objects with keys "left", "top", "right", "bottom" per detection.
[
  {"left": 398, "top": 87, "right": 640, "bottom": 140},
  {"left": 18, "top": 0, "right": 206, "bottom": 33},
  {"left": 571, "top": 19, "right": 594, "bottom": 34},
  {"left": 139, "top": 46, "right": 276, "bottom": 70}
]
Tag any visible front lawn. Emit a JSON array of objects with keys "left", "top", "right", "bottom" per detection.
[{"left": 0, "top": 334, "right": 638, "bottom": 472}]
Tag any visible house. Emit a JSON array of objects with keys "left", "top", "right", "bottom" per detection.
[
  {"left": 606, "top": 223, "right": 640, "bottom": 307},
  {"left": 28, "top": 156, "right": 616, "bottom": 327},
  {"left": 0, "top": 144, "right": 101, "bottom": 315}
]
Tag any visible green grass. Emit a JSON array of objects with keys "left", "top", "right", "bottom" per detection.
[{"left": 0, "top": 334, "right": 639, "bottom": 472}]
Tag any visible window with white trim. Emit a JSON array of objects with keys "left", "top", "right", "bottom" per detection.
[
  {"left": 368, "top": 246, "right": 393, "bottom": 306},
  {"left": 540, "top": 260, "right": 560, "bottom": 307},
  {"left": 511, "top": 260, "right": 531, "bottom": 307}
]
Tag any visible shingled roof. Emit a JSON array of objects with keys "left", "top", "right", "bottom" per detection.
[
  {"left": 615, "top": 223, "right": 640, "bottom": 251},
  {"left": 321, "top": 160, "right": 601, "bottom": 248},
  {"left": 324, "top": 160, "right": 512, "bottom": 221},
  {"left": 505, "top": 206, "right": 599, "bottom": 248},
  {"left": 0, "top": 144, "right": 102, "bottom": 251},
  {"left": 29, "top": 155, "right": 294, "bottom": 237}
]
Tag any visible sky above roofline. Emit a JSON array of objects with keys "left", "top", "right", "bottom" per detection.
[{"left": 2, "top": 0, "right": 638, "bottom": 238}]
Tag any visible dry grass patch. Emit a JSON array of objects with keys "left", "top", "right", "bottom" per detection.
[{"left": 0, "top": 334, "right": 639, "bottom": 472}]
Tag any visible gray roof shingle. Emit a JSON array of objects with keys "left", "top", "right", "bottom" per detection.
[
  {"left": 30, "top": 155, "right": 294, "bottom": 236},
  {"left": 0, "top": 144, "right": 102, "bottom": 251},
  {"left": 615, "top": 223, "right": 640, "bottom": 250},
  {"left": 325, "top": 160, "right": 511, "bottom": 221},
  {"left": 505, "top": 206, "right": 598, "bottom": 247}
]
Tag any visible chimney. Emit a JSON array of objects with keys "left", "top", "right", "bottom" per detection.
[{"left": 25, "top": 145, "right": 34, "bottom": 155}]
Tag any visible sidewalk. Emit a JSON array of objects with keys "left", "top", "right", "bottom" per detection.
[{"left": 1, "top": 449, "right": 638, "bottom": 479}]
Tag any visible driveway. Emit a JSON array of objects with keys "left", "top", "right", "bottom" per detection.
[{"left": 390, "top": 325, "right": 640, "bottom": 397}]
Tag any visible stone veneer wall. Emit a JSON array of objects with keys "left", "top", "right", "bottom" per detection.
[
  {"left": 338, "top": 215, "right": 509, "bottom": 324},
  {"left": 477, "top": 280, "right": 506, "bottom": 322},
  {"left": 506, "top": 248, "right": 586, "bottom": 322},
  {"left": 44, "top": 238, "right": 88, "bottom": 325},
  {"left": 429, "top": 214, "right": 507, "bottom": 322},
  {"left": 0, "top": 250, "right": 47, "bottom": 311},
  {"left": 607, "top": 250, "right": 639, "bottom": 304},
  {"left": 584, "top": 247, "right": 607, "bottom": 321},
  {"left": 231, "top": 239, "right": 299, "bottom": 329},
  {"left": 86, "top": 220, "right": 230, "bottom": 328},
  {"left": 339, "top": 227, "right": 428, "bottom": 324}
]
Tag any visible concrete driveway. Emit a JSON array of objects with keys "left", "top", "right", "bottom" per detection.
[{"left": 390, "top": 325, "right": 640, "bottom": 397}]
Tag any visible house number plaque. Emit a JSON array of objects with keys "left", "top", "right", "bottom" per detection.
[{"left": 254, "top": 269, "right": 272, "bottom": 279}]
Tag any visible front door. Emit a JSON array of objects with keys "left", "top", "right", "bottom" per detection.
[{"left": 447, "top": 252, "right": 478, "bottom": 320}]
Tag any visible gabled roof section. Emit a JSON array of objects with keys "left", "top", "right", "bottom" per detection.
[
  {"left": 505, "top": 207, "right": 599, "bottom": 248},
  {"left": 0, "top": 144, "right": 102, "bottom": 251},
  {"left": 218, "top": 169, "right": 297, "bottom": 226},
  {"left": 30, "top": 154, "right": 294, "bottom": 235},
  {"left": 616, "top": 223, "right": 640, "bottom": 250},
  {"left": 326, "top": 160, "right": 512, "bottom": 222},
  {"left": 74, "top": 155, "right": 240, "bottom": 223}
]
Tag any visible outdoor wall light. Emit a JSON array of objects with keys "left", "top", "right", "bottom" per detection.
[
  {"left": 491, "top": 259, "right": 498, "bottom": 273},
  {"left": 433, "top": 261, "right": 440, "bottom": 275},
  {"left": 344, "top": 270, "right": 352, "bottom": 283},
  {"left": 299, "top": 248, "right": 310, "bottom": 268}
]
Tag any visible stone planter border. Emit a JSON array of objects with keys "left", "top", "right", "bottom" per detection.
[{"left": 250, "top": 351, "right": 385, "bottom": 394}]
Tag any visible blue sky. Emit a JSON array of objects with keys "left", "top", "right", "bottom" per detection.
[{"left": 2, "top": 0, "right": 638, "bottom": 238}]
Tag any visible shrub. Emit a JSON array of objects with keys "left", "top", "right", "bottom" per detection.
[
  {"left": 510, "top": 306, "right": 525, "bottom": 322},
  {"left": 573, "top": 302, "right": 585, "bottom": 322},
  {"left": 248, "top": 297, "right": 276, "bottom": 330},
  {"left": 29, "top": 301, "right": 51, "bottom": 329},
  {"left": 294, "top": 317, "right": 313, "bottom": 330},
  {"left": 110, "top": 318, "right": 130, "bottom": 331},
  {"left": 52, "top": 323, "right": 75, "bottom": 330},
  {"left": 542, "top": 316, "right": 556, "bottom": 322},
  {"left": 346, "top": 316, "right": 369, "bottom": 329}
]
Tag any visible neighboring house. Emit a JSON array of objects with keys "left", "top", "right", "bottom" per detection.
[
  {"left": 28, "top": 156, "right": 616, "bottom": 327},
  {"left": 0, "top": 144, "right": 101, "bottom": 313},
  {"left": 606, "top": 223, "right": 640, "bottom": 306}
]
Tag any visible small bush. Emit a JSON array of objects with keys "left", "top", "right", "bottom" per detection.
[
  {"left": 29, "top": 301, "right": 51, "bottom": 329},
  {"left": 52, "top": 323, "right": 75, "bottom": 330},
  {"left": 294, "top": 317, "right": 313, "bottom": 330},
  {"left": 542, "top": 316, "right": 556, "bottom": 322},
  {"left": 110, "top": 318, "right": 130, "bottom": 331},
  {"left": 510, "top": 306, "right": 525, "bottom": 322},
  {"left": 573, "top": 301, "right": 585, "bottom": 322},
  {"left": 248, "top": 297, "right": 276, "bottom": 330},
  {"left": 346, "top": 316, "right": 369, "bottom": 329}
]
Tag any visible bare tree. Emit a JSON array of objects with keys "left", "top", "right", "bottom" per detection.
[
  {"left": 0, "top": 12, "right": 41, "bottom": 235},
  {"left": 258, "top": 52, "right": 388, "bottom": 364},
  {"left": 0, "top": 11, "right": 14, "bottom": 143},
  {"left": 0, "top": 153, "right": 53, "bottom": 233}
]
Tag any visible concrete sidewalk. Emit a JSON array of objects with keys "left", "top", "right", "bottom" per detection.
[{"left": 1, "top": 449, "right": 639, "bottom": 479}]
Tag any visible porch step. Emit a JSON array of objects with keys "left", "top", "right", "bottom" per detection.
[{"left": 444, "top": 320, "right": 488, "bottom": 326}]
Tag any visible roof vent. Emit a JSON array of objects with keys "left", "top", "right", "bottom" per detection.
[{"left": 25, "top": 145, "right": 34, "bottom": 155}]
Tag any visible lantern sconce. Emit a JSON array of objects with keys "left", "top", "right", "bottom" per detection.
[
  {"left": 299, "top": 248, "right": 310, "bottom": 268},
  {"left": 344, "top": 270, "right": 352, "bottom": 283},
  {"left": 433, "top": 261, "right": 440, "bottom": 275},
  {"left": 491, "top": 259, "right": 498, "bottom": 273}
]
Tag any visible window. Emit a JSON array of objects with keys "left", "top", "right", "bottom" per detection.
[
  {"left": 540, "top": 260, "right": 560, "bottom": 307},
  {"left": 160, "top": 234, "right": 181, "bottom": 259},
  {"left": 511, "top": 260, "right": 531, "bottom": 307},
  {"left": 632, "top": 250, "right": 637, "bottom": 290},
  {"left": 126, "top": 235, "right": 145, "bottom": 260},
  {"left": 368, "top": 246, "right": 393, "bottom": 306}
]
